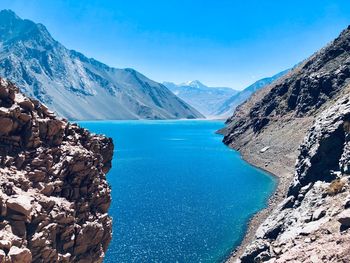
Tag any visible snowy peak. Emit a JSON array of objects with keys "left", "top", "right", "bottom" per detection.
[
  {"left": 214, "top": 69, "right": 291, "bottom": 117},
  {"left": 163, "top": 81, "right": 237, "bottom": 116},
  {"left": 184, "top": 80, "right": 207, "bottom": 89}
]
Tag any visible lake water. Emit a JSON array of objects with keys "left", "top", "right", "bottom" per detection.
[{"left": 78, "top": 120, "right": 276, "bottom": 263}]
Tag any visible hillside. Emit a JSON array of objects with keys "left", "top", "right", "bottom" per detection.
[
  {"left": 222, "top": 25, "right": 350, "bottom": 262},
  {"left": 215, "top": 69, "right": 290, "bottom": 117},
  {"left": 164, "top": 80, "right": 237, "bottom": 117},
  {"left": 0, "top": 10, "right": 203, "bottom": 120}
]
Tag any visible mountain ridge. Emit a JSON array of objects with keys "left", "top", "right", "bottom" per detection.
[
  {"left": 215, "top": 69, "right": 290, "bottom": 117},
  {"left": 0, "top": 9, "right": 203, "bottom": 120}
]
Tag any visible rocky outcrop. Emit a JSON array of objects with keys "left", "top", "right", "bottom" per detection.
[
  {"left": 237, "top": 97, "right": 350, "bottom": 262},
  {"left": 0, "top": 77, "right": 113, "bottom": 262},
  {"left": 223, "top": 26, "right": 350, "bottom": 262}
]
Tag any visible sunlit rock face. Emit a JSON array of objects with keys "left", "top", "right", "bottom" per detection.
[{"left": 0, "top": 77, "right": 114, "bottom": 263}]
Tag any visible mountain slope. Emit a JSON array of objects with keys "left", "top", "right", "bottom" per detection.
[
  {"left": 222, "top": 26, "right": 350, "bottom": 262},
  {"left": 0, "top": 10, "right": 203, "bottom": 120},
  {"left": 163, "top": 80, "right": 237, "bottom": 117},
  {"left": 215, "top": 69, "right": 290, "bottom": 117}
]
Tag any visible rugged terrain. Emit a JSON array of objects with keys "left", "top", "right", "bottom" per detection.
[
  {"left": 0, "top": 9, "right": 203, "bottom": 120},
  {"left": 164, "top": 80, "right": 237, "bottom": 117},
  {"left": 0, "top": 77, "right": 113, "bottom": 262},
  {"left": 214, "top": 69, "right": 290, "bottom": 117},
  {"left": 222, "top": 25, "right": 350, "bottom": 262}
]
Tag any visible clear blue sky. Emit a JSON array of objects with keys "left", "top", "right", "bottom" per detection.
[{"left": 0, "top": 0, "right": 350, "bottom": 89}]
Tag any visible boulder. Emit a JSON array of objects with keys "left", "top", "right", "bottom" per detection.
[
  {"left": 338, "top": 209, "right": 350, "bottom": 227},
  {"left": 6, "top": 196, "right": 32, "bottom": 217},
  {"left": 0, "top": 117, "right": 13, "bottom": 134},
  {"left": 0, "top": 249, "right": 5, "bottom": 262},
  {"left": 344, "top": 195, "right": 350, "bottom": 209},
  {"left": 240, "top": 240, "right": 269, "bottom": 263},
  {"left": 18, "top": 99, "right": 34, "bottom": 111},
  {"left": 8, "top": 246, "right": 32, "bottom": 263},
  {"left": 312, "top": 208, "right": 326, "bottom": 221},
  {"left": 10, "top": 220, "right": 26, "bottom": 238}
]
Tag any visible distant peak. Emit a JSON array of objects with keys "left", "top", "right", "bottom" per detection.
[
  {"left": 0, "top": 10, "right": 55, "bottom": 44},
  {"left": 183, "top": 80, "right": 207, "bottom": 88},
  {"left": 0, "top": 9, "right": 20, "bottom": 20}
]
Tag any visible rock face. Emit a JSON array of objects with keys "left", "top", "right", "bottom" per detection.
[
  {"left": 223, "top": 26, "right": 350, "bottom": 262},
  {"left": 0, "top": 77, "right": 113, "bottom": 262},
  {"left": 0, "top": 9, "right": 203, "bottom": 120},
  {"left": 222, "top": 26, "right": 350, "bottom": 192}
]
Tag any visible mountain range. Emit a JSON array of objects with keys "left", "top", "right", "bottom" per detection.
[
  {"left": 0, "top": 10, "right": 203, "bottom": 120},
  {"left": 165, "top": 72, "right": 291, "bottom": 118},
  {"left": 163, "top": 80, "right": 237, "bottom": 117},
  {"left": 214, "top": 69, "right": 290, "bottom": 117}
]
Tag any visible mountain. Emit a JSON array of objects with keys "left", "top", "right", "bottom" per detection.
[
  {"left": 163, "top": 80, "right": 237, "bottom": 117},
  {"left": 214, "top": 69, "right": 290, "bottom": 117},
  {"left": 0, "top": 77, "right": 113, "bottom": 262},
  {"left": 0, "top": 10, "right": 203, "bottom": 120},
  {"left": 222, "top": 26, "right": 350, "bottom": 262}
]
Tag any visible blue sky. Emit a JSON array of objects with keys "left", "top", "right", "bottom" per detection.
[{"left": 1, "top": 0, "right": 350, "bottom": 89}]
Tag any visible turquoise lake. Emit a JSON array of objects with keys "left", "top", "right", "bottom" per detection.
[{"left": 78, "top": 120, "right": 276, "bottom": 263}]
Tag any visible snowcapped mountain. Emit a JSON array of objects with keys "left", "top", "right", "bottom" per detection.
[
  {"left": 163, "top": 80, "right": 237, "bottom": 117},
  {"left": 214, "top": 69, "right": 290, "bottom": 117},
  {"left": 0, "top": 10, "right": 203, "bottom": 120}
]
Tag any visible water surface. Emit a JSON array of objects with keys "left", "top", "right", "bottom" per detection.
[{"left": 79, "top": 120, "right": 276, "bottom": 263}]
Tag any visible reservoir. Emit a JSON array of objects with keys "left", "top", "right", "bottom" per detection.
[{"left": 79, "top": 120, "right": 276, "bottom": 262}]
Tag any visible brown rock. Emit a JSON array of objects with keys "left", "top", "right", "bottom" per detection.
[
  {"left": 7, "top": 196, "right": 32, "bottom": 218},
  {"left": 18, "top": 113, "right": 31, "bottom": 122},
  {"left": 47, "top": 119, "right": 64, "bottom": 137},
  {"left": 8, "top": 246, "right": 32, "bottom": 263},
  {"left": 0, "top": 240, "right": 12, "bottom": 250},
  {"left": 0, "top": 117, "right": 13, "bottom": 134},
  {"left": 10, "top": 220, "right": 26, "bottom": 238},
  {"left": 18, "top": 100, "right": 34, "bottom": 111},
  {"left": 27, "top": 170, "right": 46, "bottom": 183},
  {"left": 0, "top": 249, "right": 5, "bottom": 262},
  {"left": 0, "top": 77, "right": 113, "bottom": 263}
]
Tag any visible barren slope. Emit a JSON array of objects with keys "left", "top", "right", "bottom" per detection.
[{"left": 222, "top": 26, "right": 350, "bottom": 262}]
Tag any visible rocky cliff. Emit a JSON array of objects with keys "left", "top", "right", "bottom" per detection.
[
  {"left": 223, "top": 26, "right": 350, "bottom": 262},
  {"left": 0, "top": 77, "right": 113, "bottom": 262}
]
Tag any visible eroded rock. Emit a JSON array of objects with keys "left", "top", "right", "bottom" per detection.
[{"left": 0, "top": 78, "right": 114, "bottom": 262}]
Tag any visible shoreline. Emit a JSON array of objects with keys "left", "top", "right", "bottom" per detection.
[{"left": 223, "top": 149, "right": 293, "bottom": 262}]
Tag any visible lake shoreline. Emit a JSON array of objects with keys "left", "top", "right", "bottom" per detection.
[{"left": 223, "top": 148, "right": 294, "bottom": 262}]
